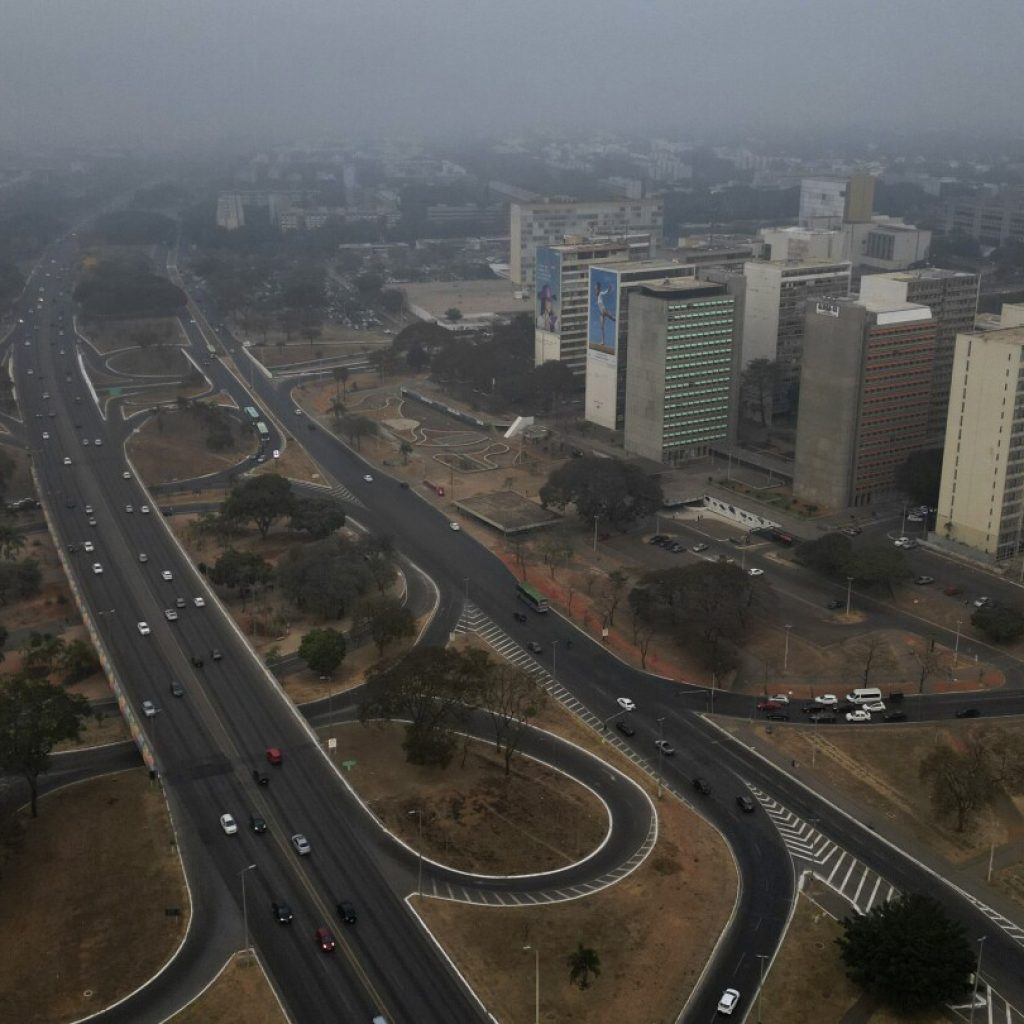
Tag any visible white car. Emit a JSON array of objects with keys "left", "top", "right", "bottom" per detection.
[
  {"left": 363, "top": 474, "right": 374, "bottom": 482},
  {"left": 83, "top": 541, "right": 94, "bottom": 553},
  {"left": 193, "top": 596, "right": 206, "bottom": 607},
  {"left": 137, "top": 621, "right": 151, "bottom": 636},
  {"left": 272, "top": 449, "right": 280, "bottom": 459},
  {"left": 220, "top": 814, "right": 238, "bottom": 835},
  {"left": 122, "top": 471, "right": 131, "bottom": 480},
  {"left": 449, "top": 522, "right": 461, "bottom": 531},
  {"left": 846, "top": 709, "right": 872, "bottom": 723},
  {"left": 814, "top": 694, "right": 838, "bottom": 706},
  {"left": 164, "top": 608, "right": 178, "bottom": 621},
  {"left": 617, "top": 697, "right": 636, "bottom": 712},
  {"left": 140, "top": 505, "right": 150, "bottom": 514},
  {"left": 92, "top": 562, "right": 103, "bottom": 575},
  {"left": 161, "top": 570, "right": 173, "bottom": 581},
  {"left": 717, "top": 988, "right": 740, "bottom": 1015},
  {"left": 84, "top": 505, "right": 93, "bottom": 514},
  {"left": 125, "top": 504, "right": 133, "bottom": 513},
  {"left": 42, "top": 431, "right": 49, "bottom": 440},
  {"left": 973, "top": 596, "right": 991, "bottom": 609},
  {"left": 139, "top": 553, "right": 148, "bottom": 563},
  {"left": 769, "top": 694, "right": 790, "bottom": 705},
  {"left": 63, "top": 456, "right": 72, "bottom": 465},
  {"left": 291, "top": 833, "right": 311, "bottom": 855},
  {"left": 862, "top": 700, "right": 886, "bottom": 713},
  {"left": 94, "top": 439, "right": 102, "bottom": 446},
  {"left": 141, "top": 700, "right": 158, "bottom": 718},
  {"left": 747, "top": 567, "right": 764, "bottom": 577}
]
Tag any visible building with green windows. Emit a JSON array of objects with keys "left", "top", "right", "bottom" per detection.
[{"left": 623, "top": 279, "right": 741, "bottom": 464}]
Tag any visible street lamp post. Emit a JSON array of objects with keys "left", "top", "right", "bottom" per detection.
[
  {"left": 551, "top": 639, "right": 559, "bottom": 682},
  {"left": 756, "top": 953, "right": 770, "bottom": 1023},
  {"left": 954, "top": 619, "right": 962, "bottom": 668},
  {"left": 522, "top": 945, "right": 540, "bottom": 1024},
  {"left": 656, "top": 717, "right": 665, "bottom": 798},
  {"left": 845, "top": 576, "right": 855, "bottom": 616},
  {"left": 900, "top": 501, "right": 907, "bottom": 536},
  {"left": 783, "top": 624, "right": 793, "bottom": 672},
  {"left": 970, "top": 936, "right": 987, "bottom": 1024},
  {"left": 239, "top": 863, "right": 257, "bottom": 955},
  {"left": 408, "top": 810, "right": 423, "bottom": 896}
]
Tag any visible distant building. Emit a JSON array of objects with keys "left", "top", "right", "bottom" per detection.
[
  {"left": 741, "top": 259, "right": 853, "bottom": 419},
  {"left": 216, "top": 192, "right": 245, "bottom": 231},
  {"left": 945, "top": 187, "right": 1024, "bottom": 245},
  {"left": 510, "top": 198, "right": 663, "bottom": 286},
  {"left": 794, "top": 297, "right": 936, "bottom": 509},
  {"left": 936, "top": 325, "right": 1024, "bottom": 561},
  {"left": 799, "top": 174, "right": 875, "bottom": 229},
  {"left": 425, "top": 204, "right": 501, "bottom": 229},
  {"left": 534, "top": 237, "right": 653, "bottom": 379},
  {"left": 673, "top": 239, "right": 758, "bottom": 272},
  {"left": 859, "top": 269, "right": 980, "bottom": 440},
  {"left": 623, "top": 280, "right": 740, "bottom": 464},
  {"left": 583, "top": 260, "right": 698, "bottom": 430},
  {"left": 760, "top": 226, "right": 845, "bottom": 262},
  {"left": 841, "top": 217, "right": 931, "bottom": 271}
]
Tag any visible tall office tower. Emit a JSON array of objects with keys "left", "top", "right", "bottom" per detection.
[
  {"left": 623, "top": 280, "right": 740, "bottom": 464},
  {"left": 859, "top": 269, "right": 980, "bottom": 439},
  {"left": 799, "top": 174, "right": 875, "bottom": 229},
  {"left": 741, "top": 259, "right": 852, "bottom": 419},
  {"left": 534, "top": 237, "right": 653, "bottom": 379},
  {"left": 510, "top": 198, "right": 663, "bottom": 286},
  {"left": 936, "top": 326, "right": 1024, "bottom": 561},
  {"left": 794, "top": 297, "right": 936, "bottom": 509},
  {"left": 583, "top": 260, "right": 698, "bottom": 430}
]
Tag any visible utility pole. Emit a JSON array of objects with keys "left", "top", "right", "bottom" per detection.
[
  {"left": 784, "top": 624, "right": 793, "bottom": 672},
  {"left": 970, "top": 936, "right": 987, "bottom": 1023},
  {"left": 239, "top": 863, "right": 257, "bottom": 956},
  {"left": 756, "top": 953, "right": 769, "bottom": 1023}
]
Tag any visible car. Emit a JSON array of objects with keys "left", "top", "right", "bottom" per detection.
[
  {"left": 717, "top": 988, "right": 740, "bottom": 1016},
  {"left": 883, "top": 710, "right": 907, "bottom": 722},
  {"left": 943, "top": 584, "right": 963, "bottom": 596},
  {"left": 161, "top": 570, "right": 173, "bottom": 581},
  {"left": 654, "top": 739, "right": 676, "bottom": 755},
  {"left": 766, "top": 712, "right": 790, "bottom": 721},
  {"left": 219, "top": 814, "right": 238, "bottom": 834},
  {"left": 747, "top": 567, "right": 764, "bottom": 577},
  {"left": 124, "top": 504, "right": 133, "bottom": 513},
  {"left": 955, "top": 708, "right": 981, "bottom": 719},
  {"left": 252, "top": 767, "right": 270, "bottom": 785},
  {"left": 291, "top": 833, "right": 311, "bottom": 855},
  {"left": 617, "top": 697, "right": 636, "bottom": 712},
  {"left": 513, "top": 611, "right": 527, "bottom": 623},
  {"left": 862, "top": 700, "right": 886, "bottom": 713},
  {"left": 973, "top": 596, "right": 991, "bottom": 608},
  {"left": 693, "top": 777, "right": 711, "bottom": 795},
  {"left": 190, "top": 655, "right": 205, "bottom": 668},
  {"left": 63, "top": 456, "right": 72, "bottom": 465},
  {"left": 449, "top": 521, "right": 461, "bottom": 531},
  {"left": 757, "top": 700, "right": 782, "bottom": 712},
  {"left": 142, "top": 700, "right": 158, "bottom": 718},
  {"left": 266, "top": 747, "right": 283, "bottom": 765},
  {"left": 337, "top": 900, "right": 357, "bottom": 924},
  {"left": 841, "top": 525, "right": 862, "bottom": 536},
  {"left": 801, "top": 702, "right": 821, "bottom": 714},
  {"left": 88, "top": 518, "right": 97, "bottom": 527},
  {"left": 122, "top": 471, "right": 131, "bottom": 480},
  {"left": 668, "top": 542, "right": 685, "bottom": 553},
  {"left": 649, "top": 534, "right": 668, "bottom": 546},
  {"left": 169, "top": 680, "right": 185, "bottom": 698},
  {"left": 83, "top": 541, "right": 94, "bottom": 553},
  {"left": 94, "top": 439, "right": 102, "bottom": 447},
  {"left": 570, "top": 447, "right": 584, "bottom": 458},
  {"left": 82, "top": 438, "right": 90, "bottom": 447},
  {"left": 906, "top": 513, "right": 924, "bottom": 523},
  {"left": 140, "top": 505, "right": 150, "bottom": 514},
  {"left": 690, "top": 542, "right": 709, "bottom": 553},
  {"left": 249, "top": 814, "right": 268, "bottom": 834},
  {"left": 845, "top": 709, "right": 872, "bottom": 723},
  {"left": 271, "top": 901, "right": 293, "bottom": 924},
  {"left": 41, "top": 431, "right": 49, "bottom": 440},
  {"left": 193, "top": 596, "right": 206, "bottom": 607},
  {"left": 315, "top": 927, "right": 336, "bottom": 952},
  {"left": 84, "top": 505, "right": 93, "bottom": 514},
  {"left": 211, "top": 648, "right": 223, "bottom": 661},
  {"left": 814, "top": 694, "right": 838, "bottom": 706},
  {"left": 736, "top": 796, "right": 756, "bottom": 813},
  {"left": 139, "top": 553, "right": 148, "bottom": 563},
  {"left": 914, "top": 575, "right": 935, "bottom": 585},
  {"left": 164, "top": 608, "right": 178, "bottom": 622},
  {"left": 363, "top": 474, "right": 374, "bottom": 482},
  {"left": 92, "top": 562, "right": 103, "bottom": 575},
  {"left": 137, "top": 621, "right": 151, "bottom": 636},
  {"left": 526, "top": 640, "right": 543, "bottom": 653},
  {"left": 615, "top": 720, "right": 636, "bottom": 737},
  {"left": 769, "top": 694, "right": 790, "bottom": 705}
]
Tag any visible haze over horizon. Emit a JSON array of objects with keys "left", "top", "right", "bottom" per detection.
[{"left": 2, "top": 0, "right": 1023, "bottom": 150}]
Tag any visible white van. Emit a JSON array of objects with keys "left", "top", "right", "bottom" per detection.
[{"left": 846, "top": 687, "right": 883, "bottom": 704}]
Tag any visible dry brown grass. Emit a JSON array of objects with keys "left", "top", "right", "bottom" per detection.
[
  {"left": 0, "top": 769, "right": 188, "bottom": 1024},
  {"left": 79, "top": 317, "right": 184, "bottom": 355},
  {"left": 166, "top": 953, "right": 286, "bottom": 1024}
]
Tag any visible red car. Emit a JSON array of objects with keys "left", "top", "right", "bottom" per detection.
[
  {"left": 756, "top": 701, "right": 782, "bottom": 712},
  {"left": 315, "top": 926, "right": 336, "bottom": 952},
  {"left": 266, "top": 747, "right": 282, "bottom": 765}
]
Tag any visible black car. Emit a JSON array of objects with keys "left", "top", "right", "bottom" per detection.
[
  {"left": 252, "top": 769, "right": 269, "bottom": 786},
  {"left": 955, "top": 708, "right": 981, "bottom": 719},
  {"left": 826, "top": 599, "right": 844, "bottom": 610},
  {"left": 648, "top": 535, "right": 667, "bottom": 546},
  {"left": 800, "top": 703, "right": 820, "bottom": 714},
  {"left": 190, "top": 655, "right": 204, "bottom": 668},
  {"left": 169, "top": 680, "right": 185, "bottom": 698},
  {"left": 526, "top": 641, "right": 543, "bottom": 653},
  {"left": 249, "top": 814, "right": 268, "bottom": 834},
  {"left": 211, "top": 649, "right": 223, "bottom": 661},
  {"left": 693, "top": 777, "right": 711, "bottom": 795},
  {"left": 615, "top": 720, "right": 636, "bottom": 737},
  {"left": 766, "top": 712, "right": 790, "bottom": 721},
  {"left": 513, "top": 611, "right": 528, "bottom": 623},
  {"left": 271, "top": 901, "right": 293, "bottom": 924},
  {"left": 336, "top": 900, "right": 357, "bottom": 925},
  {"left": 736, "top": 795, "right": 756, "bottom": 813},
  {"left": 883, "top": 711, "right": 908, "bottom": 722},
  {"left": 668, "top": 542, "right": 684, "bottom": 553}
]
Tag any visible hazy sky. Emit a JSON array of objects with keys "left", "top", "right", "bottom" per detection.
[{"left": 2, "top": 0, "right": 1022, "bottom": 148}]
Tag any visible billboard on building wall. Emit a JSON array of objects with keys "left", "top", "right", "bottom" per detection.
[
  {"left": 588, "top": 267, "right": 619, "bottom": 357},
  {"left": 535, "top": 248, "right": 561, "bottom": 334}
]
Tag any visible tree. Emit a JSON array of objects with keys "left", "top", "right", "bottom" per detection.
[
  {"left": 298, "top": 627, "right": 347, "bottom": 676},
  {"left": 477, "top": 663, "right": 544, "bottom": 775},
  {"left": 972, "top": 603, "right": 1024, "bottom": 643},
  {"left": 795, "top": 533, "right": 853, "bottom": 577},
  {"left": 58, "top": 638, "right": 100, "bottom": 685},
  {"left": 289, "top": 498, "right": 346, "bottom": 539},
  {"left": 399, "top": 441, "right": 413, "bottom": 465},
  {"left": 0, "top": 623, "right": 7, "bottom": 663},
  {"left": 895, "top": 448, "right": 944, "bottom": 507},
  {"left": 566, "top": 943, "right": 601, "bottom": 991},
  {"left": 0, "top": 559, "right": 41, "bottom": 605},
  {"left": 352, "top": 594, "right": 415, "bottom": 655},
  {"left": 919, "top": 744, "right": 991, "bottom": 832},
  {"left": 530, "top": 360, "right": 576, "bottom": 413},
  {"left": 741, "top": 358, "right": 778, "bottom": 426},
  {"left": 598, "top": 569, "right": 629, "bottom": 627},
  {"left": 0, "top": 525, "right": 26, "bottom": 561},
  {"left": 19, "top": 632, "right": 65, "bottom": 678},
  {"left": 209, "top": 549, "right": 273, "bottom": 600},
  {"left": 540, "top": 457, "right": 663, "bottom": 531},
  {"left": 836, "top": 893, "right": 974, "bottom": 1013},
  {"left": 339, "top": 414, "right": 377, "bottom": 452},
  {"left": 846, "top": 544, "right": 911, "bottom": 597},
  {"left": 380, "top": 288, "right": 405, "bottom": 314},
  {"left": 444, "top": 307, "right": 463, "bottom": 322},
  {"left": 332, "top": 365, "right": 350, "bottom": 401},
  {"left": 329, "top": 396, "right": 346, "bottom": 425},
  {"left": 221, "top": 475, "right": 295, "bottom": 538},
  {"left": 276, "top": 536, "right": 376, "bottom": 620},
  {"left": 0, "top": 678, "right": 90, "bottom": 817},
  {"left": 841, "top": 635, "right": 895, "bottom": 688}
]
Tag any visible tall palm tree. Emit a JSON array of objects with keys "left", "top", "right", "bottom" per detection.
[
  {"left": 399, "top": 441, "right": 413, "bottom": 465},
  {"left": 566, "top": 943, "right": 601, "bottom": 990},
  {"left": 329, "top": 397, "right": 346, "bottom": 425}
]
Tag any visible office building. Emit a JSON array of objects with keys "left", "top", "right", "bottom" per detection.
[
  {"left": 583, "top": 260, "right": 697, "bottom": 430},
  {"left": 936, "top": 326, "right": 1024, "bottom": 561},
  {"left": 623, "top": 280, "right": 740, "bottom": 464},
  {"left": 741, "top": 259, "right": 852, "bottom": 418},
  {"left": 799, "top": 174, "right": 875, "bottom": 229},
  {"left": 534, "top": 237, "right": 652, "bottom": 378},
  {"left": 794, "top": 297, "right": 936, "bottom": 509},
  {"left": 859, "top": 269, "right": 980, "bottom": 439},
  {"left": 760, "top": 226, "right": 845, "bottom": 262},
  {"left": 510, "top": 198, "right": 663, "bottom": 286},
  {"left": 841, "top": 217, "right": 931, "bottom": 271},
  {"left": 945, "top": 187, "right": 1024, "bottom": 246}
]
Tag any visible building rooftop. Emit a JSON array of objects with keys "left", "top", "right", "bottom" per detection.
[
  {"left": 639, "top": 278, "right": 726, "bottom": 298},
  {"left": 857, "top": 297, "right": 931, "bottom": 316},
  {"left": 966, "top": 325, "right": 1024, "bottom": 348},
  {"left": 747, "top": 258, "right": 851, "bottom": 272},
  {"left": 877, "top": 268, "right": 977, "bottom": 282},
  {"left": 403, "top": 279, "right": 533, "bottom": 321}
]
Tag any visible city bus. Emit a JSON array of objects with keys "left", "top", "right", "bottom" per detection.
[
  {"left": 255, "top": 422, "right": 270, "bottom": 443},
  {"left": 516, "top": 581, "right": 549, "bottom": 613},
  {"left": 244, "top": 406, "right": 260, "bottom": 423}
]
